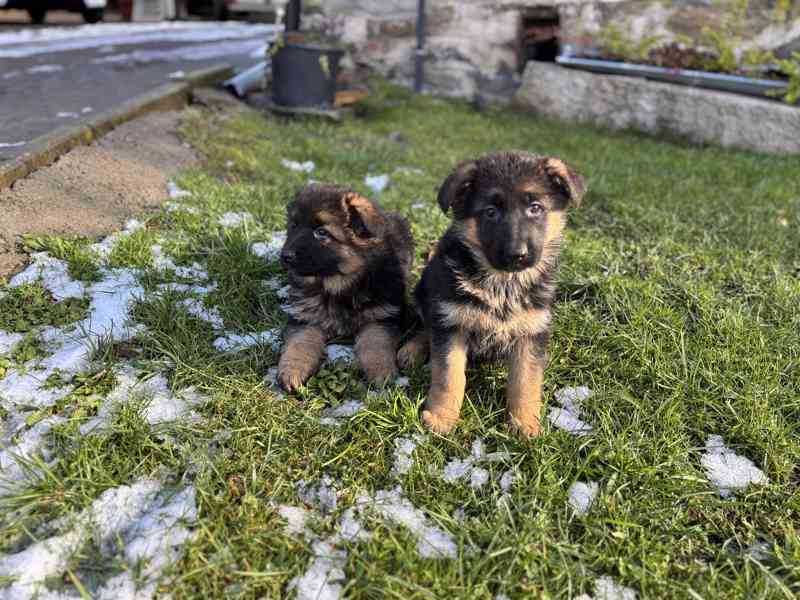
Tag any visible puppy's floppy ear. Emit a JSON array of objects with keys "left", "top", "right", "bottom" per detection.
[
  {"left": 342, "top": 192, "right": 385, "bottom": 239},
  {"left": 543, "top": 158, "right": 586, "bottom": 208},
  {"left": 437, "top": 160, "right": 478, "bottom": 214}
]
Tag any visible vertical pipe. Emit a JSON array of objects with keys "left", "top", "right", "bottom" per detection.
[{"left": 414, "top": 0, "right": 426, "bottom": 93}]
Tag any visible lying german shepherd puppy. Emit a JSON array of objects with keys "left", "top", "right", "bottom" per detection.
[
  {"left": 278, "top": 184, "right": 414, "bottom": 391},
  {"left": 398, "top": 152, "right": 585, "bottom": 436}
]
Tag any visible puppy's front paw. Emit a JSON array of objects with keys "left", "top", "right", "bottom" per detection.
[
  {"left": 508, "top": 414, "right": 542, "bottom": 438},
  {"left": 397, "top": 337, "right": 428, "bottom": 369},
  {"left": 421, "top": 408, "right": 458, "bottom": 434},
  {"left": 277, "top": 365, "right": 309, "bottom": 392},
  {"left": 363, "top": 360, "right": 398, "bottom": 386}
]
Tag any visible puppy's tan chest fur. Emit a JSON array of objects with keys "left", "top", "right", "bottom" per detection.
[{"left": 437, "top": 271, "right": 552, "bottom": 354}]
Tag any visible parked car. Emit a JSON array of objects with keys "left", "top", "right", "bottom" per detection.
[{"left": 0, "top": 0, "right": 106, "bottom": 23}]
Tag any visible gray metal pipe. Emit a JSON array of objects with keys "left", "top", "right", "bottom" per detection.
[{"left": 414, "top": 0, "right": 425, "bottom": 93}]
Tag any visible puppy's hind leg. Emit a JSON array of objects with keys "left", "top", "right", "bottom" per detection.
[
  {"left": 278, "top": 323, "right": 326, "bottom": 392},
  {"left": 397, "top": 330, "right": 430, "bottom": 369},
  {"left": 355, "top": 322, "right": 400, "bottom": 385},
  {"left": 506, "top": 336, "right": 547, "bottom": 438},
  {"left": 422, "top": 330, "right": 468, "bottom": 434}
]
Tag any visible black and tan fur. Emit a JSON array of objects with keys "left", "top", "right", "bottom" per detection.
[
  {"left": 278, "top": 184, "right": 414, "bottom": 391},
  {"left": 398, "top": 152, "right": 585, "bottom": 436}
]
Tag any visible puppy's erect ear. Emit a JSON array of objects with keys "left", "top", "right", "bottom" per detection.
[
  {"left": 543, "top": 158, "right": 586, "bottom": 208},
  {"left": 342, "top": 192, "right": 385, "bottom": 239},
  {"left": 437, "top": 160, "right": 478, "bottom": 214}
]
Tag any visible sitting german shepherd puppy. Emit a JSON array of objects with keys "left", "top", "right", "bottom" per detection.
[
  {"left": 278, "top": 184, "right": 414, "bottom": 391},
  {"left": 397, "top": 152, "right": 585, "bottom": 436}
]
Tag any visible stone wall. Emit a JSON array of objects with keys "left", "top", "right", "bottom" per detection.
[
  {"left": 305, "top": 0, "right": 800, "bottom": 101},
  {"left": 513, "top": 61, "right": 800, "bottom": 154}
]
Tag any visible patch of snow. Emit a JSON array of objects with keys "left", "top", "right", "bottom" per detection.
[
  {"left": 178, "top": 298, "right": 224, "bottom": 329},
  {"left": 1, "top": 267, "right": 143, "bottom": 410},
  {"left": 701, "top": 435, "right": 768, "bottom": 497},
  {"left": 81, "top": 106, "right": 93, "bottom": 113},
  {"left": 298, "top": 476, "right": 338, "bottom": 514},
  {"left": 0, "top": 141, "right": 26, "bottom": 148},
  {"left": 91, "top": 218, "right": 144, "bottom": 258},
  {"left": 0, "top": 478, "right": 197, "bottom": 598},
  {"left": 2, "top": 70, "right": 21, "bottom": 79},
  {"left": 225, "top": 160, "right": 235, "bottom": 169},
  {"left": 370, "top": 488, "right": 457, "bottom": 559},
  {"left": 746, "top": 542, "right": 770, "bottom": 561},
  {"left": 251, "top": 231, "right": 287, "bottom": 262},
  {"left": 549, "top": 385, "right": 593, "bottom": 435},
  {"left": 151, "top": 244, "right": 208, "bottom": 280},
  {"left": 319, "top": 417, "right": 341, "bottom": 427},
  {"left": 91, "top": 39, "right": 266, "bottom": 66},
  {"left": 0, "top": 330, "right": 24, "bottom": 355},
  {"left": 56, "top": 111, "right": 79, "bottom": 118},
  {"left": 213, "top": 329, "right": 281, "bottom": 352},
  {"left": 27, "top": 64, "right": 64, "bottom": 73},
  {"left": 394, "top": 376, "right": 410, "bottom": 387},
  {"left": 592, "top": 576, "right": 638, "bottom": 600},
  {"left": 156, "top": 282, "right": 216, "bottom": 295},
  {"left": 325, "top": 345, "right": 354, "bottom": 364},
  {"left": 337, "top": 507, "right": 371, "bottom": 543},
  {"left": 82, "top": 366, "right": 206, "bottom": 433},
  {"left": 470, "top": 467, "right": 489, "bottom": 489},
  {"left": 167, "top": 180, "right": 191, "bottom": 198},
  {"left": 164, "top": 201, "right": 200, "bottom": 215},
  {"left": 288, "top": 540, "right": 346, "bottom": 600},
  {"left": 281, "top": 158, "right": 315, "bottom": 173},
  {"left": 10, "top": 252, "right": 87, "bottom": 300},
  {"left": 0, "top": 22, "right": 279, "bottom": 58},
  {"left": 218, "top": 211, "right": 252, "bottom": 227},
  {"left": 277, "top": 504, "right": 311, "bottom": 537},
  {"left": 500, "top": 470, "right": 516, "bottom": 492},
  {"left": 411, "top": 202, "right": 426, "bottom": 210},
  {"left": 364, "top": 174, "right": 389, "bottom": 194},
  {"left": 322, "top": 400, "right": 364, "bottom": 419},
  {"left": 392, "top": 434, "right": 424, "bottom": 476},
  {"left": 442, "top": 457, "right": 474, "bottom": 483},
  {"left": 568, "top": 481, "right": 599, "bottom": 515},
  {"left": 0, "top": 416, "right": 65, "bottom": 496},
  {"left": 168, "top": 69, "right": 185, "bottom": 79}
]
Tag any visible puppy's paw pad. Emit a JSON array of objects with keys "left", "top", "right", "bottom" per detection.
[
  {"left": 365, "top": 363, "right": 398, "bottom": 385},
  {"left": 278, "top": 367, "right": 307, "bottom": 392},
  {"left": 421, "top": 409, "right": 457, "bottom": 434},
  {"left": 508, "top": 416, "right": 542, "bottom": 438}
]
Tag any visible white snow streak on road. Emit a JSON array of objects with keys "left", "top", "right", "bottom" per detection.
[{"left": 0, "top": 22, "right": 280, "bottom": 58}]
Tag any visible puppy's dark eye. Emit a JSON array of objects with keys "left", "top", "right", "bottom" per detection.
[
  {"left": 313, "top": 227, "right": 330, "bottom": 241},
  {"left": 484, "top": 206, "right": 500, "bottom": 221},
  {"left": 526, "top": 202, "right": 545, "bottom": 218}
]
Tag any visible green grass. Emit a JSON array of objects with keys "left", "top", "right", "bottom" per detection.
[{"left": 1, "top": 83, "right": 800, "bottom": 599}]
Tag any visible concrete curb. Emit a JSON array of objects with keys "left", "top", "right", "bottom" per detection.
[{"left": 0, "top": 63, "right": 235, "bottom": 191}]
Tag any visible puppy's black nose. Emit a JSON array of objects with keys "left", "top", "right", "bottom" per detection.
[
  {"left": 280, "top": 249, "right": 296, "bottom": 266},
  {"left": 509, "top": 249, "right": 528, "bottom": 266}
]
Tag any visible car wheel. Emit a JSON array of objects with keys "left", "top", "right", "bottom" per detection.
[
  {"left": 27, "top": 8, "right": 46, "bottom": 23},
  {"left": 212, "top": 0, "right": 228, "bottom": 21},
  {"left": 82, "top": 8, "right": 104, "bottom": 23}
]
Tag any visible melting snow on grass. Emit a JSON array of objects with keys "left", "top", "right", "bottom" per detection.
[
  {"left": 370, "top": 488, "right": 457, "bottom": 558},
  {"left": 178, "top": 298, "right": 224, "bottom": 329},
  {"left": 549, "top": 385, "right": 593, "bottom": 435},
  {"left": 91, "top": 218, "right": 145, "bottom": 259},
  {"left": 325, "top": 344, "right": 355, "bottom": 364},
  {"left": 0, "top": 479, "right": 197, "bottom": 598},
  {"left": 392, "top": 434, "right": 425, "bottom": 476},
  {"left": 218, "top": 211, "right": 253, "bottom": 228},
  {"left": 81, "top": 366, "right": 208, "bottom": 434},
  {"left": 320, "top": 400, "right": 365, "bottom": 426},
  {"left": 251, "top": 231, "right": 287, "bottom": 262},
  {"left": 0, "top": 331, "right": 24, "bottom": 355},
  {"left": 213, "top": 329, "right": 281, "bottom": 352},
  {"left": 167, "top": 180, "right": 191, "bottom": 199},
  {"left": 441, "top": 438, "right": 512, "bottom": 489},
  {"left": 281, "top": 159, "right": 315, "bottom": 173},
  {"left": 568, "top": 481, "right": 599, "bottom": 515},
  {"left": 574, "top": 576, "right": 637, "bottom": 600},
  {"left": 1, "top": 263, "right": 143, "bottom": 410},
  {"left": 701, "top": 435, "right": 768, "bottom": 498},
  {"left": 365, "top": 174, "right": 389, "bottom": 194},
  {"left": 288, "top": 540, "right": 346, "bottom": 600},
  {"left": 0, "top": 416, "right": 65, "bottom": 496}
]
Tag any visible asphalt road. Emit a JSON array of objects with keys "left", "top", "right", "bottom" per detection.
[{"left": 0, "top": 15, "right": 279, "bottom": 163}]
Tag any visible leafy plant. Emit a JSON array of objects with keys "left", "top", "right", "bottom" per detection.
[
  {"left": 775, "top": 52, "right": 800, "bottom": 103},
  {"left": 599, "top": 25, "right": 663, "bottom": 61}
]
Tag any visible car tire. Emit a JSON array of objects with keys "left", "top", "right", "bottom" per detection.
[
  {"left": 27, "top": 8, "right": 46, "bottom": 23},
  {"left": 82, "top": 8, "right": 104, "bottom": 23},
  {"left": 212, "top": 0, "right": 228, "bottom": 21}
]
